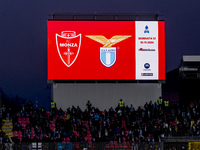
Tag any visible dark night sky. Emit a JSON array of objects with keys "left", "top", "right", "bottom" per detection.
[{"left": 0, "top": 0, "right": 200, "bottom": 108}]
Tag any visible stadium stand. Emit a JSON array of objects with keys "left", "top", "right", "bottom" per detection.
[{"left": 1, "top": 98, "right": 200, "bottom": 149}]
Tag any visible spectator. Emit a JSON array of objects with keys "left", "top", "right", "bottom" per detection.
[
  {"left": 50, "top": 100, "right": 56, "bottom": 112},
  {"left": 0, "top": 97, "right": 199, "bottom": 145},
  {"left": 118, "top": 99, "right": 125, "bottom": 108},
  {"left": 86, "top": 100, "right": 92, "bottom": 110}
]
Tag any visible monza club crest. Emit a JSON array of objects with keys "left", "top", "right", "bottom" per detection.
[{"left": 56, "top": 31, "right": 81, "bottom": 67}]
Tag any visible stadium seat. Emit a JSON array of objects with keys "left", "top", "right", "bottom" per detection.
[
  {"left": 46, "top": 111, "right": 50, "bottom": 119},
  {"left": 74, "top": 131, "right": 77, "bottom": 136},
  {"left": 31, "top": 131, "right": 35, "bottom": 135},
  {"left": 22, "top": 117, "right": 25, "bottom": 122},
  {"left": 74, "top": 142, "right": 79, "bottom": 149},
  {"left": 125, "top": 130, "right": 128, "bottom": 134},
  {"left": 62, "top": 138, "right": 66, "bottom": 143},
  {"left": 13, "top": 131, "right": 18, "bottom": 137},
  {"left": 127, "top": 142, "right": 132, "bottom": 149},
  {"left": 26, "top": 118, "right": 30, "bottom": 124},
  {"left": 87, "top": 134, "right": 92, "bottom": 137},
  {"left": 90, "top": 143, "right": 95, "bottom": 149},
  {"left": 66, "top": 138, "right": 70, "bottom": 143},
  {"left": 18, "top": 131, "right": 22, "bottom": 135},
  {"left": 106, "top": 143, "right": 110, "bottom": 149},
  {"left": 85, "top": 124, "right": 89, "bottom": 128},
  {"left": 123, "top": 141, "right": 128, "bottom": 148},
  {"left": 21, "top": 123, "right": 26, "bottom": 129},
  {"left": 114, "top": 141, "right": 118, "bottom": 148},
  {"left": 18, "top": 134, "right": 22, "bottom": 141},
  {"left": 122, "top": 137, "right": 126, "bottom": 142},
  {"left": 109, "top": 141, "right": 114, "bottom": 149},
  {"left": 87, "top": 137, "right": 91, "bottom": 142},
  {"left": 22, "top": 120, "right": 25, "bottom": 125},
  {"left": 31, "top": 134, "right": 34, "bottom": 139},
  {"left": 27, "top": 134, "right": 30, "bottom": 139},
  {"left": 40, "top": 134, "right": 42, "bottom": 141},
  {"left": 18, "top": 118, "right": 22, "bottom": 124},
  {"left": 54, "top": 115, "right": 58, "bottom": 120},
  {"left": 118, "top": 143, "right": 123, "bottom": 149},
  {"left": 86, "top": 130, "right": 90, "bottom": 134}
]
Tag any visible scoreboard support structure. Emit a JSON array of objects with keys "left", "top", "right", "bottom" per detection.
[{"left": 52, "top": 82, "right": 162, "bottom": 110}]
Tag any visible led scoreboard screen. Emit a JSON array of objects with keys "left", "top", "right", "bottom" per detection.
[{"left": 48, "top": 21, "right": 165, "bottom": 80}]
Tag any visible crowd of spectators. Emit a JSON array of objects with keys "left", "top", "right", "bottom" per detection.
[{"left": 1, "top": 98, "right": 200, "bottom": 144}]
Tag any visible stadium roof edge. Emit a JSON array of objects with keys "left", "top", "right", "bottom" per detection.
[
  {"left": 183, "top": 55, "right": 200, "bottom": 62},
  {"left": 48, "top": 13, "right": 163, "bottom": 21}
]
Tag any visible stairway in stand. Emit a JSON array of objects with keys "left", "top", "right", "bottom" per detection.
[{"left": 2, "top": 118, "right": 13, "bottom": 138}]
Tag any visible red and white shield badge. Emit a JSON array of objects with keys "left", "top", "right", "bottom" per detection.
[{"left": 56, "top": 31, "right": 81, "bottom": 67}]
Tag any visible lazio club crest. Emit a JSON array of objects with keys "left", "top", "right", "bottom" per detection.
[
  {"left": 56, "top": 31, "right": 81, "bottom": 67},
  {"left": 100, "top": 47, "right": 116, "bottom": 67},
  {"left": 86, "top": 35, "right": 131, "bottom": 67}
]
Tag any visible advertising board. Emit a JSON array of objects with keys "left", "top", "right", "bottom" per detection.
[{"left": 48, "top": 21, "right": 165, "bottom": 80}]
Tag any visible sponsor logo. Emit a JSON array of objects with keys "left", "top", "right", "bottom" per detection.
[
  {"left": 139, "top": 48, "right": 155, "bottom": 51},
  {"left": 144, "top": 63, "right": 150, "bottom": 69},
  {"left": 144, "top": 63, "right": 151, "bottom": 71},
  {"left": 141, "top": 73, "right": 153, "bottom": 76},
  {"left": 56, "top": 31, "right": 81, "bottom": 67},
  {"left": 86, "top": 35, "right": 131, "bottom": 67},
  {"left": 144, "top": 25, "right": 149, "bottom": 33}
]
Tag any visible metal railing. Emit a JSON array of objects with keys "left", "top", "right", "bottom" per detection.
[
  {"left": 0, "top": 142, "right": 163, "bottom": 150},
  {"left": 5, "top": 137, "right": 200, "bottom": 150}
]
